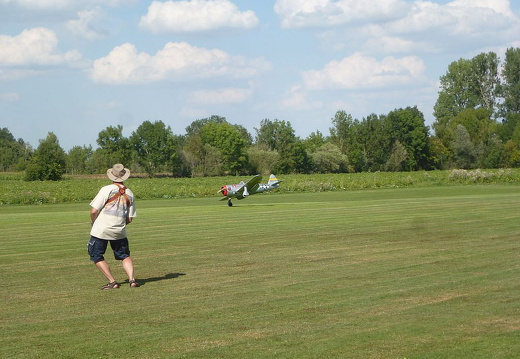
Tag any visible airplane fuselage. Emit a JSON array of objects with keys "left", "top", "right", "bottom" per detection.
[
  {"left": 220, "top": 182, "right": 278, "bottom": 199},
  {"left": 218, "top": 174, "right": 281, "bottom": 205}
]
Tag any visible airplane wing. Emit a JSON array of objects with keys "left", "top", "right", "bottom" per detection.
[{"left": 236, "top": 174, "right": 262, "bottom": 199}]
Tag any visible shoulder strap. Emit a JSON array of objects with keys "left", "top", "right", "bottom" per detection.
[{"left": 105, "top": 183, "right": 130, "bottom": 207}]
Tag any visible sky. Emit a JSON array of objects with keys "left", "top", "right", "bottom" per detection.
[{"left": 1, "top": 0, "right": 520, "bottom": 151}]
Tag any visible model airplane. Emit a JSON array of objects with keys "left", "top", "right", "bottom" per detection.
[{"left": 217, "top": 174, "right": 282, "bottom": 206}]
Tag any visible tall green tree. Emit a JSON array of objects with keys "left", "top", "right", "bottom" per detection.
[
  {"left": 479, "top": 136, "right": 504, "bottom": 169},
  {"left": 199, "top": 121, "right": 249, "bottom": 175},
  {"left": 67, "top": 145, "right": 92, "bottom": 175},
  {"left": 385, "top": 140, "right": 409, "bottom": 172},
  {"left": 436, "top": 108, "right": 498, "bottom": 168},
  {"left": 434, "top": 52, "right": 500, "bottom": 121},
  {"left": 433, "top": 52, "right": 501, "bottom": 145},
  {"left": 255, "top": 119, "right": 310, "bottom": 173},
  {"left": 183, "top": 116, "right": 246, "bottom": 176},
  {"left": 502, "top": 140, "right": 520, "bottom": 167},
  {"left": 169, "top": 134, "right": 190, "bottom": 177},
  {"left": 329, "top": 110, "right": 357, "bottom": 154},
  {"left": 303, "top": 130, "right": 326, "bottom": 154},
  {"left": 430, "top": 136, "right": 451, "bottom": 170},
  {"left": 329, "top": 111, "right": 366, "bottom": 171},
  {"left": 185, "top": 115, "right": 227, "bottom": 136},
  {"left": 386, "top": 107, "right": 431, "bottom": 170},
  {"left": 182, "top": 133, "right": 222, "bottom": 177},
  {"left": 130, "top": 120, "right": 175, "bottom": 177},
  {"left": 498, "top": 112, "right": 520, "bottom": 142},
  {"left": 451, "top": 124, "right": 478, "bottom": 169},
  {"left": 283, "top": 140, "right": 313, "bottom": 174},
  {"left": 255, "top": 119, "right": 295, "bottom": 152},
  {"left": 501, "top": 47, "right": 520, "bottom": 114},
  {"left": 356, "top": 114, "right": 391, "bottom": 172},
  {"left": 432, "top": 52, "right": 504, "bottom": 169},
  {"left": 434, "top": 58, "right": 476, "bottom": 122},
  {"left": 25, "top": 132, "right": 66, "bottom": 181},
  {"left": 93, "top": 125, "right": 133, "bottom": 172},
  {"left": 472, "top": 52, "right": 501, "bottom": 114},
  {"left": 450, "top": 108, "right": 496, "bottom": 145},
  {"left": 0, "top": 128, "right": 32, "bottom": 171}
]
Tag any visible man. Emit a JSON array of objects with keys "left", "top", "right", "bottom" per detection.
[{"left": 88, "top": 163, "right": 138, "bottom": 289}]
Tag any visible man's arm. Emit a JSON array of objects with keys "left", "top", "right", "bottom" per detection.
[{"left": 90, "top": 208, "right": 99, "bottom": 226}]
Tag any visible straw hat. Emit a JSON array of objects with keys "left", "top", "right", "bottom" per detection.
[{"left": 107, "top": 164, "right": 130, "bottom": 183}]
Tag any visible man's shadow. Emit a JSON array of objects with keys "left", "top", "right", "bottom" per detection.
[{"left": 123, "top": 272, "right": 186, "bottom": 286}]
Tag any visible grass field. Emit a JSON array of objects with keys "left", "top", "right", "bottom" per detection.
[{"left": 1, "top": 186, "right": 520, "bottom": 358}]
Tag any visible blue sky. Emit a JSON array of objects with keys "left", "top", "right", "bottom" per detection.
[{"left": 1, "top": 0, "right": 519, "bottom": 150}]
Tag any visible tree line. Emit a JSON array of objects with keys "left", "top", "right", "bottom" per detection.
[{"left": 1, "top": 48, "right": 520, "bottom": 180}]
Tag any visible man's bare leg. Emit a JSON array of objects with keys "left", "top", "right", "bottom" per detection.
[
  {"left": 122, "top": 257, "right": 138, "bottom": 286},
  {"left": 95, "top": 260, "right": 118, "bottom": 288}
]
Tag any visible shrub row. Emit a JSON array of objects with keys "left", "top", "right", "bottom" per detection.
[{"left": 1, "top": 169, "right": 518, "bottom": 205}]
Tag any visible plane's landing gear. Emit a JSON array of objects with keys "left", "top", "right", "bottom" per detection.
[{"left": 227, "top": 198, "right": 233, "bottom": 207}]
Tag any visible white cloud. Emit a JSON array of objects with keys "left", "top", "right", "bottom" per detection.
[
  {"left": 281, "top": 85, "right": 323, "bottom": 110},
  {"left": 274, "top": 0, "right": 518, "bottom": 30},
  {"left": 275, "top": 0, "right": 520, "bottom": 55},
  {"left": 274, "top": 0, "right": 408, "bottom": 28},
  {"left": 0, "top": 0, "right": 131, "bottom": 10},
  {"left": 448, "top": 0, "right": 515, "bottom": 18},
  {"left": 0, "top": 28, "right": 82, "bottom": 66},
  {"left": 302, "top": 53, "right": 425, "bottom": 90},
  {"left": 66, "top": 7, "right": 108, "bottom": 40},
  {"left": 0, "top": 0, "right": 73, "bottom": 10},
  {"left": 140, "top": 0, "right": 259, "bottom": 33},
  {"left": 188, "top": 87, "right": 252, "bottom": 105},
  {"left": 388, "top": 0, "right": 518, "bottom": 36},
  {"left": 91, "top": 42, "right": 271, "bottom": 84}
]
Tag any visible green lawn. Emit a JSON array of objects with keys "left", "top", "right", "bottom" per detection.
[{"left": 1, "top": 186, "right": 519, "bottom": 358}]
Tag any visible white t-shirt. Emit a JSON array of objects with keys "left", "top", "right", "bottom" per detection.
[{"left": 90, "top": 183, "right": 136, "bottom": 240}]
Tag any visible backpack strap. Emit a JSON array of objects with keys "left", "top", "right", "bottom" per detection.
[{"left": 105, "top": 183, "right": 130, "bottom": 207}]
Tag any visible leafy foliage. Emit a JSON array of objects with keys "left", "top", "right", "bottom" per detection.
[
  {"left": 311, "top": 143, "right": 346, "bottom": 173},
  {"left": 200, "top": 121, "right": 249, "bottom": 175},
  {"left": 451, "top": 124, "right": 479, "bottom": 169},
  {"left": 386, "top": 107, "right": 431, "bottom": 170},
  {"left": 501, "top": 47, "right": 520, "bottom": 113},
  {"left": 247, "top": 145, "right": 280, "bottom": 175},
  {"left": 130, "top": 120, "right": 176, "bottom": 177},
  {"left": 67, "top": 145, "right": 93, "bottom": 175},
  {"left": 95, "top": 125, "right": 133, "bottom": 170},
  {"left": 434, "top": 52, "right": 500, "bottom": 122},
  {"left": 0, "top": 127, "right": 31, "bottom": 171},
  {"left": 24, "top": 132, "right": 66, "bottom": 181}
]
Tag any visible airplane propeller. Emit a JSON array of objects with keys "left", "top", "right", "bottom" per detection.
[{"left": 217, "top": 185, "right": 228, "bottom": 196}]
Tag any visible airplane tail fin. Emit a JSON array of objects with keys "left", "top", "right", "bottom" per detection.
[{"left": 268, "top": 174, "right": 282, "bottom": 186}]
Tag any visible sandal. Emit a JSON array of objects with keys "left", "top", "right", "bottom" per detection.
[
  {"left": 101, "top": 281, "right": 119, "bottom": 290},
  {"left": 129, "top": 280, "right": 139, "bottom": 288}
]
